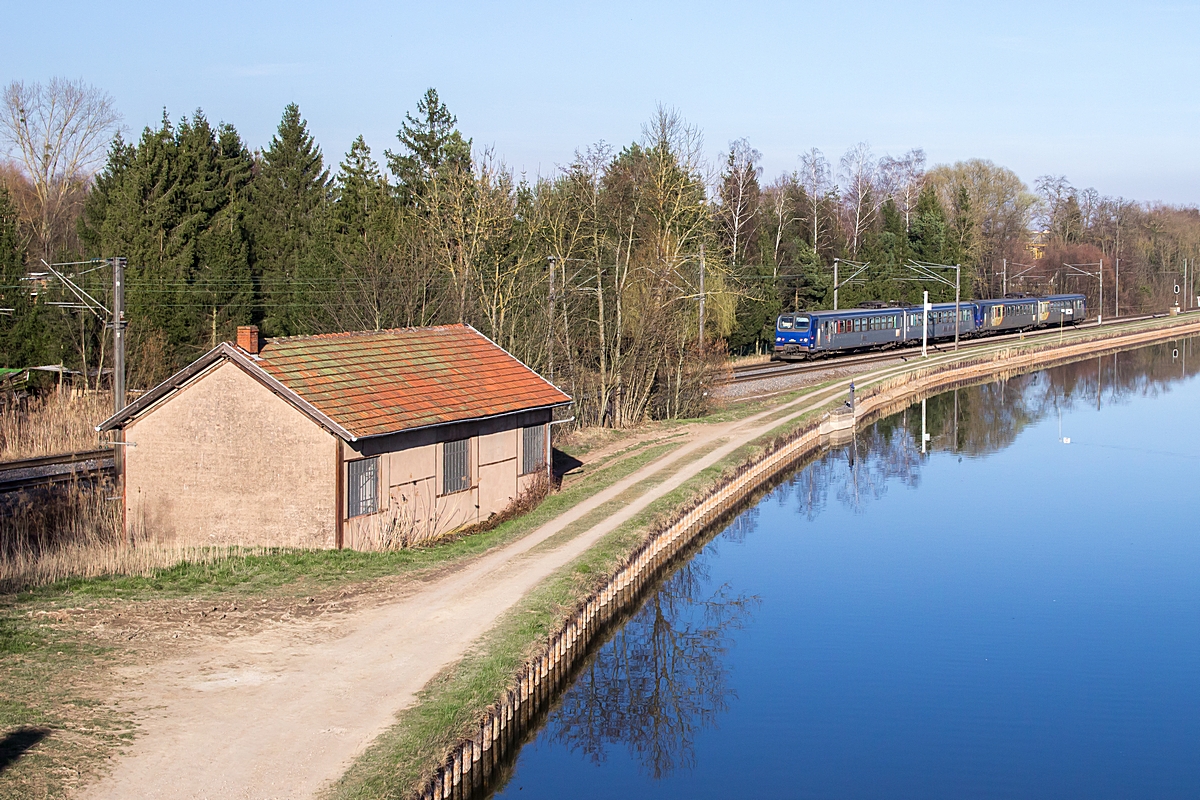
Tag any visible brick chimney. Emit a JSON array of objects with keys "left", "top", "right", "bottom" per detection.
[{"left": 236, "top": 325, "right": 260, "bottom": 355}]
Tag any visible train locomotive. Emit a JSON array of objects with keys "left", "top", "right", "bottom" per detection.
[{"left": 774, "top": 294, "right": 1086, "bottom": 360}]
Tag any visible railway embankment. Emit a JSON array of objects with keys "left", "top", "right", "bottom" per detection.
[{"left": 388, "top": 311, "right": 1200, "bottom": 800}]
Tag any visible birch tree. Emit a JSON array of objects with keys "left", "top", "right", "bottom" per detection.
[
  {"left": 838, "top": 142, "right": 878, "bottom": 258},
  {"left": 715, "top": 138, "right": 761, "bottom": 267}
]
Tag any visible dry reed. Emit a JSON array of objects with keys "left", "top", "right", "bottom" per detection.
[
  {"left": 0, "top": 390, "right": 110, "bottom": 461},
  {"left": 0, "top": 480, "right": 272, "bottom": 593}
]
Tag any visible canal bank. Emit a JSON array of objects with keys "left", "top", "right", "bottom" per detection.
[{"left": 349, "top": 312, "right": 1200, "bottom": 800}]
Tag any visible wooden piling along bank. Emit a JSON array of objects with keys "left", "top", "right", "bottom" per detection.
[{"left": 413, "top": 315, "right": 1200, "bottom": 800}]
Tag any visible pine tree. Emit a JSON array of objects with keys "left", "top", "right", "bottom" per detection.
[
  {"left": 250, "top": 104, "right": 330, "bottom": 336},
  {"left": 80, "top": 111, "right": 256, "bottom": 370},
  {"left": 909, "top": 185, "right": 950, "bottom": 266},
  {"left": 385, "top": 88, "right": 471, "bottom": 206},
  {"left": 0, "top": 184, "right": 52, "bottom": 367}
]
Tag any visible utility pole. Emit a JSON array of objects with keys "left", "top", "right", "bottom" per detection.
[
  {"left": 1184, "top": 258, "right": 1190, "bottom": 312},
  {"left": 698, "top": 244, "right": 706, "bottom": 347},
  {"left": 1115, "top": 257, "right": 1120, "bottom": 317},
  {"left": 954, "top": 263, "right": 961, "bottom": 352},
  {"left": 111, "top": 257, "right": 127, "bottom": 476},
  {"left": 831, "top": 258, "right": 869, "bottom": 311},
  {"left": 1002, "top": 258, "right": 1006, "bottom": 297},
  {"left": 1063, "top": 260, "right": 1104, "bottom": 325},
  {"left": 903, "top": 260, "right": 957, "bottom": 355},
  {"left": 922, "top": 290, "right": 930, "bottom": 358},
  {"left": 547, "top": 256, "right": 556, "bottom": 383},
  {"left": 112, "top": 257, "right": 126, "bottom": 415},
  {"left": 833, "top": 258, "right": 839, "bottom": 311}
]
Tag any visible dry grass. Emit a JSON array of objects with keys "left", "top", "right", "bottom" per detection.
[
  {"left": 0, "top": 481, "right": 274, "bottom": 593},
  {"left": 0, "top": 390, "right": 110, "bottom": 461}
]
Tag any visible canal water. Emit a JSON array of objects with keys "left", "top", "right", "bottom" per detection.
[{"left": 491, "top": 338, "right": 1200, "bottom": 799}]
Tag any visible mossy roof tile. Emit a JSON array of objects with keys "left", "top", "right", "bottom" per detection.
[{"left": 251, "top": 324, "right": 569, "bottom": 438}]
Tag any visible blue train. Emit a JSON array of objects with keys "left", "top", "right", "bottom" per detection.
[{"left": 774, "top": 294, "right": 1087, "bottom": 359}]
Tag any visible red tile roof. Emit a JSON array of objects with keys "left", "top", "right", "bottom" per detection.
[{"left": 251, "top": 325, "right": 570, "bottom": 439}]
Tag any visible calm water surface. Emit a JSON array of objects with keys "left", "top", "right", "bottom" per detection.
[{"left": 492, "top": 339, "right": 1200, "bottom": 799}]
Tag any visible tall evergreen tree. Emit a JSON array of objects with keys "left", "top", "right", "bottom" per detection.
[
  {"left": 0, "top": 184, "right": 54, "bottom": 367},
  {"left": 80, "top": 111, "right": 255, "bottom": 372},
  {"left": 250, "top": 104, "right": 330, "bottom": 336},
  {"left": 385, "top": 88, "right": 471, "bottom": 206},
  {"left": 909, "top": 185, "right": 950, "bottom": 265}
]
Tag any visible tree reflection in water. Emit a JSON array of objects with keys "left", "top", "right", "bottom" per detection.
[
  {"left": 511, "top": 338, "right": 1199, "bottom": 791},
  {"left": 546, "top": 553, "right": 758, "bottom": 779},
  {"left": 775, "top": 337, "right": 1199, "bottom": 520}
]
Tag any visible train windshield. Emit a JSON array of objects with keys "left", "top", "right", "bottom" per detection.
[{"left": 778, "top": 315, "right": 810, "bottom": 330}]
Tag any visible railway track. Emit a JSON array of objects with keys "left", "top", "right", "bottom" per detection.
[
  {"left": 726, "top": 312, "right": 1172, "bottom": 385},
  {"left": 0, "top": 448, "right": 116, "bottom": 494}
]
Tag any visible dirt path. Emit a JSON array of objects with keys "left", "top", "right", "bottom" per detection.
[{"left": 82, "top": 377, "right": 859, "bottom": 800}]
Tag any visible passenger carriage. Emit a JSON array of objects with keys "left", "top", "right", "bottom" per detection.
[
  {"left": 774, "top": 302, "right": 976, "bottom": 360},
  {"left": 773, "top": 293, "right": 1086, "bottom": 360}
]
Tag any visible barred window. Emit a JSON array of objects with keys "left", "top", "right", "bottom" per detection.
[
  {"left": 347, "top": 457, "right": 378, "bottom": 517},
  {"left": 522, "top": 425, "right": 546, "bottom": 476},
  {"left": 443, "top": 439, "right": 470, "bottom": 495}
]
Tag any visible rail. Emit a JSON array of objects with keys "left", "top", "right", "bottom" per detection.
[{"left": 0, "top": 449, "right": 116, "bottom": 493}]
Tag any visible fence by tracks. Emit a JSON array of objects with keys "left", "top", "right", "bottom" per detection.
[{"left": 416, "top": 312, "right": 1200, "bottom": 800}]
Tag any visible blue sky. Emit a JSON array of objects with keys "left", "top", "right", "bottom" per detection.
[{"left": 5, "top": 0, "right": 1198, "bottom": 203}]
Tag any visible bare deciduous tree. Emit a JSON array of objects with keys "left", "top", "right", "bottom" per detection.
[
  {"left": 839, "top": 142, "right": 878, "bottom": 257},
  {"left": 798, "top": 147, "right": 831, "bottom": 253},
  {"left": 715, "top": 138, "right": 761, "bottom": 267},
  {"left": 879, "top": 148, "right": 926, "bottom": 231},
  {"left": 0, "top": 78, "right": 121, "bottom": 261}
]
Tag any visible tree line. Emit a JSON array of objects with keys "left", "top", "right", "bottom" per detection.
[{"left": 2, "top": 78, "right": 1198, "bottom": 427}]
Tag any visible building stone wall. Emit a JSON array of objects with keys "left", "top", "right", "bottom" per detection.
[{"left": 124, "top": 361, "right": 337, "bottom": 548}]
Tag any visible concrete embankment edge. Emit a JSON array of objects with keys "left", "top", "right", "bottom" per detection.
[{"left": 412, "top": 316, "right": 1200, "bottom": 800}]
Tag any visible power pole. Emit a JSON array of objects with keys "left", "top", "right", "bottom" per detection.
[
  {"left": 922, "top": 290, "right": 929, "bottom": 358},
  {"left": 547, "top": 256, "right": 556, "bottom": 383},
  {"left": 1002, "top": 258, "right": 1007, "bottom": 297},
  {"left": 954, "top": 263, "right": 961, "bottom": 352},
  {"left": 833, "top": 258, "right": 839, "bottom": 311},
  {"left": 112, "top": 257, "right": 126, "bottom": 415},
  {"left": 698, "top": 244, "right": 706, "bottom": 347},
  {"left": 1115, "top": 257, "right": 1120, "bottom": 317}
]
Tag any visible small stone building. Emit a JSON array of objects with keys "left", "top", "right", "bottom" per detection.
[{"left": 99, "top": 324, "right": 571, "bottom": 550}]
